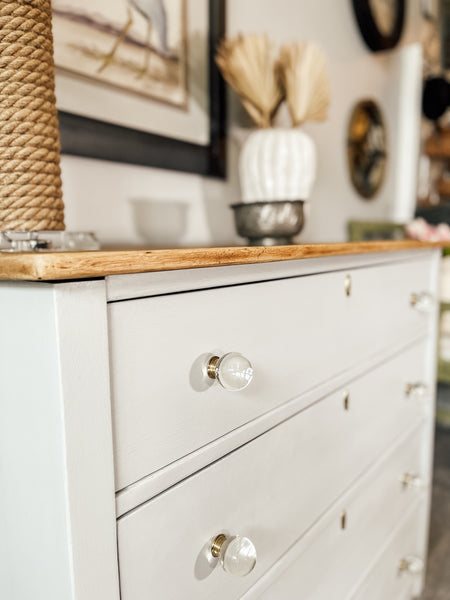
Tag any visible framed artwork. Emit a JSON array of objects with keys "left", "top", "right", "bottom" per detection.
[
  {"left": 53, "top": 0, "right": 226, "bottom": 177},
  {"left": 441, "top": 0, "right": 450, "bottom": 69}
]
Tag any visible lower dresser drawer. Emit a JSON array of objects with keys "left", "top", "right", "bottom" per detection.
[
  {"left": 117, "top": 343, "right": 430, "bottom": 600},
  {"left": 243, "top": 424, "right": 428, "bottom": 600},
  {"left": 349, "top": 500, "right": 427, "bottom": 600}
]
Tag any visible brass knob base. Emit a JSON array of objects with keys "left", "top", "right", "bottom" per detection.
[
  {"left": 211, "top": 533, "right": 227, "bottom": 558},
  {"left": 207, "top": 356, "right": 220, "bottom": 379}
]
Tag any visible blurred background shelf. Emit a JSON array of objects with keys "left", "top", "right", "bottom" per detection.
[
  {"left": 436, "top": 178, "right": 450, "bottom": 197},
  {"left": 416, "top": 203, "right": 450, "bottom": 224},
  {"left": 426, "top": 129, "right": 450, "bottom": 158}
]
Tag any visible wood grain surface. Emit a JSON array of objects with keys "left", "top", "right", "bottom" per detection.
[{"left": 0, "top": 240, "right": 447, "bottom": 281}]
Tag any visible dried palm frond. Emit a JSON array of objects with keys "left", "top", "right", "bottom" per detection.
[
  {"left": 277, "top": 42, "right": 330, "bottom": 127},
  {"left": 216, "top": 34, "right": 284, "bottom": 128}
]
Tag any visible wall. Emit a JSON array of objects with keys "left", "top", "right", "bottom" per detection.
[{"left": 60, "top": 0, "right": 424, "bottom": 247}]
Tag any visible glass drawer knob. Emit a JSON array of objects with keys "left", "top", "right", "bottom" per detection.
[
  {"left": 410, "top": 292, "right": 434, "bottom": 313},
  {"left": 405, "top": 382, "right": 428, "bottom": 399},
  {"left": 210, "top": 534, "right": 257, "bottom": 577},
  {"left": 400, "top": 472, "right": 424, "bottom": 489},
  {"left": 398, "top": 555, "right": 424, "bottom": 575},
  {"left": 207, "top": 353, "right": 253, "bottom": 391}
]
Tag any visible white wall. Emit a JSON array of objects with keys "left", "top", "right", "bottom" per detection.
[{"left": 61, "top": 0, "right": 424, "bottom": 247}]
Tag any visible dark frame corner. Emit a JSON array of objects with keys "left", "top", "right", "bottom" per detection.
[{"left": 58, "top": 0, "right": 227, "bottom": 178}]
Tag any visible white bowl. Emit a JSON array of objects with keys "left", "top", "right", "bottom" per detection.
[{"left": 130, "top": 199, "right": 189, "bottom": 246}]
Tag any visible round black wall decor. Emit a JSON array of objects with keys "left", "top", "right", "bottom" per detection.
[{"left": 352, "top": 0, "right": 406, "bottom": 52}]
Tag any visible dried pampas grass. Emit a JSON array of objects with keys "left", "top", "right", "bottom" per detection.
[
  {"left": 277, "top": 42, "right": 330, "bottom": 127},
  {"left": 216, "top": 34, "right": 284, "bottom": 128}
]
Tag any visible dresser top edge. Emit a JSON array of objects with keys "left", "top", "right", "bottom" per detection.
[{"left": 0, "top": 241, "right": 445, "bottom": 282}]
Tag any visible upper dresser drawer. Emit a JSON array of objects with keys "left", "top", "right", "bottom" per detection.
[{"left": 109, "top": 257, "right": 435, "bottom": 490}]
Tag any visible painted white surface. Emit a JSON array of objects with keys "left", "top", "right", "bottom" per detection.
[
  {"left": 0, "top": 281, "right": 119, "bottom": 600},
  {"left": 117, "top": 365, "right": 427, "bottom": 600},
  {"left": 414, "top": 248, "right": 441, "bottom": 597},
  {"left": 0, "top": 284, "right": 74, "bottom": 600},
  {"left": 116, "top": 335, "right": 430, "bottom": 518},
  {"left": 349, "top": 502, "right": 426, "bottom": 600},
  {"left": 53, "top": 282, "right": 120, "bottom": 600},
  {"left": 109, "top": 258, "right": 434, "bottom": 490},
  {"left": 60, "top": 0, "right": 424, "bottom": 247},
  {"left": 0, "top": 250, "right": 440, "bottom": 599},
  {"left": 247, "top": 423, "right": 427, "bottom": 600},
  {"left": 106, "top": 250, "right": 436, "bottom": 301}
]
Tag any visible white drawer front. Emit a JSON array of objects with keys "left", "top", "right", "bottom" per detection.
[
  {"left": 247, "top": 425, "right": 428, "bottom": 600},
  {"left": 109, "top": 258, "right": 435, "bottom": 490},
  {"left": 349, "top": 501, "right": 427, "bottom": 600},
  {"left": 117, "top": 343, "right": 430, "bottom": 600}
]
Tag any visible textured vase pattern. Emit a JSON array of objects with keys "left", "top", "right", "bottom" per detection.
[{"left": 239, "top": 128, "right": 317, "bottom": 202}]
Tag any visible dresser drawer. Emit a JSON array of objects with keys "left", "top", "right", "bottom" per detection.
[
  {"left": 349, "top": 501, "right": 427, "bottom": 600},
  {"left": 244, "top": 424, "right": 428, "bottom": 600},
  {"left": 109, "top": 258, "right": 435, "bottom": 490},
  {"left": 117, "top": 343, "right": 430, "bottom": 600}
]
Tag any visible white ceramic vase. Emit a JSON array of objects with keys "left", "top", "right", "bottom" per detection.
[{"left": 238, "top": 128, "right": 317, "bottom": 202}]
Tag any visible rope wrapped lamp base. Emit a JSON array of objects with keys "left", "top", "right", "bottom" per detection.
[{"left": 0, "top": 0, "right": 65, "bottom": 231}]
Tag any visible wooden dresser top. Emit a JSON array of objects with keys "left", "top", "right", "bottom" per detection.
[{"left": 0, "top": 240, "right": 446, "bottom": 281}]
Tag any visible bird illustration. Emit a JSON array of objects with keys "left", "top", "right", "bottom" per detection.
[{"left": 98, "top": 0, "right": 168, "bottom": 78}]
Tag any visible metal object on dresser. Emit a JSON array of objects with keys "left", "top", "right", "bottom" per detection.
[
  {"left": 231, "top": 200, "right": 305, "bottom": 246},
  {"left": 0, "top": 231, "right": 100, "bottom": 252}
]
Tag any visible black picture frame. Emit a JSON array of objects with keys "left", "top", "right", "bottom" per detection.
[
  {"left": 351, "top": 0, "right": 405, "bottom": 52},
  {"left": 441, "top": 0, "right": 450, "bottom": 69},
  {"left": 57, "top": 0, "right": 227, "bottom": 178}
]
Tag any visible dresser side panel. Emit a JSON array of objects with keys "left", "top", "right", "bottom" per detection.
[
  {"left": 0, "top": 283, "right": 74, "bottom": 600},
  {"left": 415, "top": 248, "right": 441, "bottom": 596},
  {"left": 54, "top": 281, "right": 120, "bottom": 600}
]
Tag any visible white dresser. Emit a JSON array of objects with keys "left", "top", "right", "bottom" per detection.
[{"left": 0, "top": 244, "right": 441, "bottom": 600}]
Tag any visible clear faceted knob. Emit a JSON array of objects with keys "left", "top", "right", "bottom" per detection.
[
  {"left": 405, "top": 382, "right": 428, "bottom": 400},
  {"left": 398, "top": 555, "right": 424, "bottom": 575},
  {"left": 210, "top": 534, "right": 257, "bottom": 577},
  {"left": 400, "top": 472, "right": 424, "bottom": 489},
  {"left": 207, "top": 353, "right": 253, "bottom": 391},
  {"left": 410, "top": 292, "right": 434, "bottom": 313}
]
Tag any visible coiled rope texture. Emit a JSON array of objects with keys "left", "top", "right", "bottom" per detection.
[{"left": 0, "top": 0, "right": 64, "bottom": 231}]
